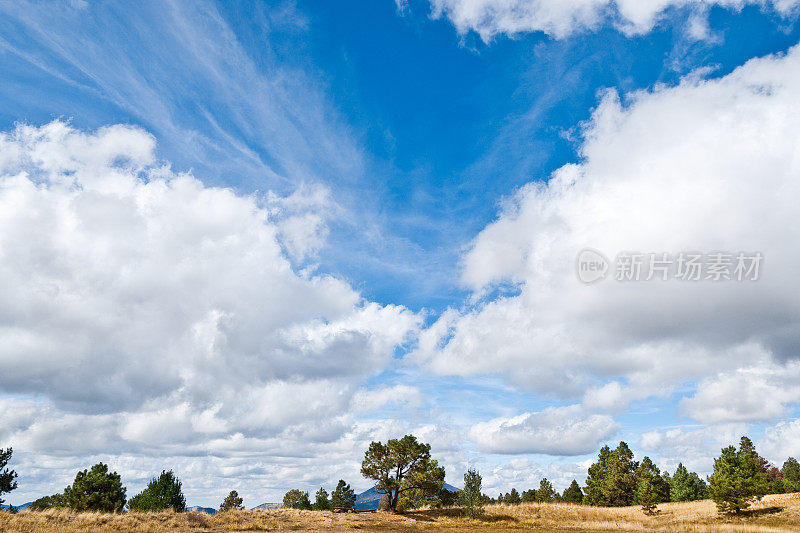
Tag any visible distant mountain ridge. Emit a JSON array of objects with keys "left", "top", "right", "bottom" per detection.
[
  {"left": 250, "top": 502, "right": 281, "bottom": 510},
  {"left": 0, "top": 502, "right": 32, "bottom": 511},
  {"left": 186, "top": 506, "right": 216, "bottom": 514}
]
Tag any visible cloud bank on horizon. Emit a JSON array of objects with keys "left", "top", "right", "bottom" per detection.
[{"left": 1, "top": 0, "right": 800, "bottom": 508}]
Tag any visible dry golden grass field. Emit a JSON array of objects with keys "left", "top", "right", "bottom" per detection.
[{"left": 2, "top": 493, "right": 800, "bottom": 532}]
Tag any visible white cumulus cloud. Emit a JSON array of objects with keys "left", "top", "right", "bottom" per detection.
[
  {"left": 681, "top": 360, "right": 800, "bottom": 423},
  {"left": 759, "top": 419, "right": 800, "bottom": 464},
  {"left": 415, "top": 44, "right": 800, "bottom": 423},
  {"left": 468, "top": 405, "right": 619, "bottom": 455},
  {"left": 0, "top": 120, "right": 421, "bottom": 467},
  {"left": 428, "top": 0, "right": 800, "bottom": 40}
]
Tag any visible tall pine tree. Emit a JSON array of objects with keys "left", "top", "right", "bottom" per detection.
[
  {"left": 330, "top": 480, "right": 356, "bottom": 509},
  {"left": 536, "top": 478, "right": 556, "bottom": 502},
  {"left": 708, "top": 437, "right": 769, "bottom": 514},
  {"left": 459, "top": 468, "right": 484, "bottom": 518},
  {"left": 585, "top": 442, "right": 638, "bottom": 506},
  {"left": 313, "top": 488, "right": 330, "bottom": 510},
  {"left": 634, "top": 457, "right": 669, "bottom": 505},
  {"left": 670, "top": 463, "right": 707, "bottom": 502}
]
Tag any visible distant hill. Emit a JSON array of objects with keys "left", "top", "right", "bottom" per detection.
[
  {"left": 355, "top": 484, "right": 460, "bottom": 510},
  {"left": 0, "top": 502, "right": 32, "bottom": 511},
  {"left": 250, "top": 502, "right": 282, "bottom": 510},
  {"left": 186, "top": 506, "right": 216, "bottom": 514}
]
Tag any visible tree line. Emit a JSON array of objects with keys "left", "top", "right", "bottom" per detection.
[
  {"left": 2, "top": 434, "right": 798, "bottom": 516},
  {"left": 490, "top": 437, "right": 799, "bottom": 515},
  {"left": 0, "top": 452, "right": 244, "bottom": 514}
]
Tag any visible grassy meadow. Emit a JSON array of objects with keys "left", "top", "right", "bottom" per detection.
[{"left": 2, "top": 493, "right": 800, "bottom": 532}]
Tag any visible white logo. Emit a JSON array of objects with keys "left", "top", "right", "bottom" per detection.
[{"left": 577, "top": 248, "right": 609, "bottom": 284}]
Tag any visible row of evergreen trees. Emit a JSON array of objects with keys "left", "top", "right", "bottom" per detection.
[
  {"left": 493, "top": 479, "right": 584, "bottom": 505},
  {"left": 281, "top": 480, "right": 357, "bottom": 510},
  {"left": 582, "top": 442, "right": 708, "bottom": 513},
  {"left": 459, "top": 436, "right": 798, "bottom": 516},
  {"left": 580, "top": 437, "right": 799, "bottom": 514},
  {"left": 23, "top": 463, "right": 245, "bottom": 513},
  {"left": 3, "top": 436, "right": 799, "bottom": 517},
  {"left": 26, "top": 465, "right": 191, "bottom": 513}
]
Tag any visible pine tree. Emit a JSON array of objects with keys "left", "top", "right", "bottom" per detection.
[
  {"left": 313, "top": 488, "right": 330, "bottom": 510},
  {"left": 782, "top": 457, "right": 800, "bottom": 492},
  {"left": 669, "top": 463, "right": 708, "bottom": 502},
  {"left": 637, "top": 476, "right": 659, "bottom": 515},
  {"left": 361, "top": 435, "right": 445, "bottom": 511},
  {"left": 219, "top": 490, "right": 244, "bottom": 512},
  {"left": 606, "top": 442, "right": 638, "bottom": 506},
  {"left": 708, "top": 437, "right": 769, "bottom": 514},
  {"left": 330, "top": 480, "right": 356, "bottom": 509},
  {"left": 521, "top": 488, "right": 537, "bottom": 503},
  {"left": 670, "top": 463, "right": 692, "bottom": 501},
  {"left": 585, "top": 442, "right": 638, "bottom": 506},
  {"left": 506, "top": 488, "right": 521, "bottom": 504},
  {"left": 584, "top": 445, "right": 611, "bottom": 505},
  {"left": 29, "top": 493, "right": 66, "bottom": 511},
  {"left": 397, "top": 487, "right": 429, "bottom": 510},
  {"left": 635, "top": 457, "right": 669, "bottom": 506},
  {"left": 0, "top": 448, "right": 18, "bottom": 507},
  {"left": 63, "top": 463, "right": 127, "bottom": 512},
  {"left": 536, "top": 478, "right": 556, "bottom": 502},
  {"left": 299, "top": 492, "right": 312, "bottom": 510},
  {"left": 562, "top": 480, "right": 583, "bottom": 504},
  {"left": 283, "top": 489, "right": 312, "bottom": 510},
  {"left": 459, "top": 468, "right": 484, "bottom": 518},
  {"left": 128, "top": 470, "right": 186, "bottom": 512}
]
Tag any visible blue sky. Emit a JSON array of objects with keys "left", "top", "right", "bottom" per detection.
[{"left": 2, "top": 0, "right": 800, "bottom": 507}]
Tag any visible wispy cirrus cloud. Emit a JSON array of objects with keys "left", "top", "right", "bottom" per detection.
[{"left": 0, "top": 0, "right": 361, "bottom": 191}]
